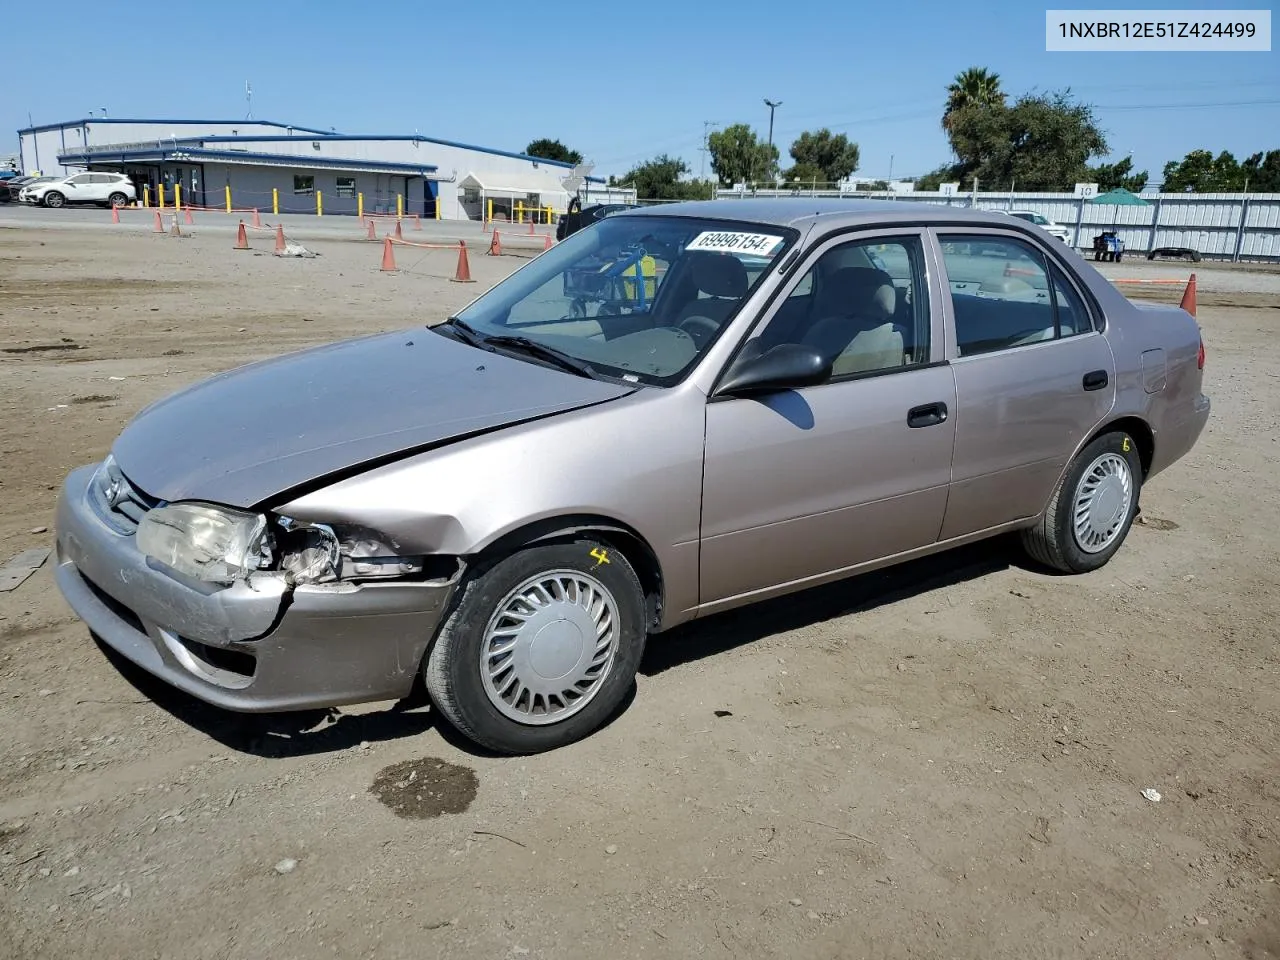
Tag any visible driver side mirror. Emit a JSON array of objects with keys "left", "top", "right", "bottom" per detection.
[{"left": 715, "top": 343, "right": 833, "bottom": 397}]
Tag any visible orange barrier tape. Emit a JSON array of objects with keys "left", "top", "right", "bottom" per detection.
[
  {"left": 1109, "top": 278, "right": 1188, "bottom": 285},
  {"left": 387, "top": 237, "right": 462, "bottom": 250}
]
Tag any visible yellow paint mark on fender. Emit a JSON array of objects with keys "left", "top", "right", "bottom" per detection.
[
  {"left": 590, "top": 548, "right": 610, "bottom": 566},
  {"left": 1122, "top": 437, "right": 1131, "bottom": 452}
]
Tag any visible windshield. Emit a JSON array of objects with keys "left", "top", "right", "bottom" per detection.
[{"left": 448, "top": 214, "right": 796, "bottom": 385}]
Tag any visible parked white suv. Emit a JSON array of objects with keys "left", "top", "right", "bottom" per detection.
[
  {"left": 1005, "top": 209, "right": 1071, "bottom": 244},
  {"left": 21, "top": 172, "right": 137, "bottom": 208}
]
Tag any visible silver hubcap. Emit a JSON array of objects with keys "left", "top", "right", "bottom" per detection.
[
  {"left": 480, "top": 569, "right": 618, "bottom": 725},
  {"left": 1073, "top": 452, "right": 1133, "bottom": 553}
]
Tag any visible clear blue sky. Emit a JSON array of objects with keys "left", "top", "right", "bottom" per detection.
[{"left": 6, "top": 0, "right": 1277, "bottom": 184}]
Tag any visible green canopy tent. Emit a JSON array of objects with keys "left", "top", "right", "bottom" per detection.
[
  {"left": 1087, "top": 187, "right": 1152, "bottom": 206},
  {"left": 1085, "top": 188, "right": 1153, "bottom": 258}
]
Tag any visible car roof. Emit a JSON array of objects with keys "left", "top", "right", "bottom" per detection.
[{"left": 620, "top": 197, "right": 1036, "bottom": 233}]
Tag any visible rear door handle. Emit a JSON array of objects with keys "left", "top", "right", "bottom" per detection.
[
  {"left": 907, "top": 402, "right": 948, "bottom": 428},
  {"left": 1083, "top": 369, "right": 1108, "bottom": 391}
]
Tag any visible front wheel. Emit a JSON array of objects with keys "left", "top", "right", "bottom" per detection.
[
  {"left": 1021, "top": 430, "right": 1143, "bottom": 573},
  {"left": 424, "top": 539, "right": 646, "bottom": 754},
  {"left": 43, "top": 191, "right": 65, "bottom": 208}
]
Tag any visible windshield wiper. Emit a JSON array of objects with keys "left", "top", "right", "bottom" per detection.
[
  {"left": 480, "top": 336, "right": 597, "bottom": 378},
  {"left": 438, "top": 316, "right": 486, "bottom": 346}
]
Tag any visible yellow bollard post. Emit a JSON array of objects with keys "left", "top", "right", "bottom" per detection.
[
  {"left": 316, "top": 190, "right": 323, "bottom": 216},
  {"left": 515, "top": 201, "right": 523, "bottom": 223},
  {"left": 396, "top": 193, "right": 403, "bottom": 219},
  {"left": 357, "top": 193, "right": 364, "bottom": 220},
  {"left": 158, "top": 184, "right": 166, "bottom": 209},
  {"left": 143, "top": 185, "right": 151, "bottom": 208},
  {"left": 272, "top": 187, "right": 279, "bottom": 215},
  {"left": 434, "top": 197, "right": 441, "bottom": 220},
  {"left": 175, "top": 184, "right": 182, "bottom": 211},
  {"left": 225, "top": 185, "right": 232, "bottom": 213},
  {"left": 486, "top": 198, "right": 493, "bottom": 224}
]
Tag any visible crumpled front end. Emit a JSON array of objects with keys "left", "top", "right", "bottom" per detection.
[{"left": 54, "top": 461, "right": 462, "bottom": 713}]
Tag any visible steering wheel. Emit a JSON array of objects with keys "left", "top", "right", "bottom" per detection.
[{"left": 677, "top": 314, "right": 719, "bottom": 347}]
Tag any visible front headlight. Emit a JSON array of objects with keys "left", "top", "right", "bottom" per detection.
[
  {"left": 273, "top": 517, "right": 425, "bottom": 585},
  {"left": 136, "top": 503, "right": 269, "bottom": 584}
]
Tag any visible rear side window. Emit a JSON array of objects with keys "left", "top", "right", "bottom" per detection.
[{"left": 938, "top": 235, "right": 1090, "bottom": 356}]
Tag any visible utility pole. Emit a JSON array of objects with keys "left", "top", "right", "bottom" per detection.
[
  {"left": 763, "top": 99, "right": 782, "bottom": 183},
  {"left": 699, "top": 120, "right": 718, "bottom": 181}
]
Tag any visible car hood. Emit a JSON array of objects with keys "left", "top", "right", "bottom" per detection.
[{"left": 111, "top": 328, "right": 637, "bottom": 508}]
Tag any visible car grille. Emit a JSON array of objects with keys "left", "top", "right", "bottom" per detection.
[{"left": 89, "top": 459, "right": 161, "bottom": 535}]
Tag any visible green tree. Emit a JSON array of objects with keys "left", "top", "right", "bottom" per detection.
[
  {"left": 946, "top": 90, "right": 1108, "bottom": 190},
  {"left": 1089, "top": 156, "right": 1148, "bottom": 192},
  {"left": 914, "top": 164, "right": 960, "bottom": 192},
  {"left": 707, "top": 123, "right": 779, "bottom": 186},
  {"left": 1161, "top": 149, "right": 1249, "bottom": 192},
  {"left": 608, "top": 155, "right": 710, "bottom": 200},
  {"left": 524, "top": 138, "right": 583, "bottom": 165},
  {"left": 1241, "top": 150, "right": 1280, "bottom": 192},
  {"left": 788, "top": 129, "right": 860, "bottom": 183},
  {"left": 943, "top": 67, "right": 1005, "bottom": 132},
  {"left": 782, "top": 161, "right": 828, "bottom": 188}
]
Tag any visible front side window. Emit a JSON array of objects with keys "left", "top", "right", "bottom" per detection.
[
  {"left": 447, "top": 216, "right": 797, "bottom": 385},
  {"left": 938, "top": 234, "right": 1088, "bottom": 355},
  {"left": 293, "top": 175, "right": 315, "bottom": 195},
  {"left": 742, "top": 236, "right": 931, "bottom": 378}
]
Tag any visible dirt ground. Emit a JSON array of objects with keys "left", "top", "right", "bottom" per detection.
[{"left": 0, "top": 218, "right": 1277, "bottom": 960}]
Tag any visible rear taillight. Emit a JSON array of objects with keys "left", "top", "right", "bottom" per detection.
[{"left": 1197, "top": 337, "right": 1205, "bottom": 370}]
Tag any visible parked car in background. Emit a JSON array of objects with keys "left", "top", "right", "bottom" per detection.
[
  {"left": 20, "top": 171, "right": 136, "bottom": 208},
  {"left": 1005, "top": 209, "right": 1072, "bottom": 244},
  {"left": 556, "top": 200, "right": 639, "bottom": 240},
  {"left": 1, "top": 176, "right": 53, "bottom": 202},
  {"left": 53, "top": 199, "right": 1209, "bottom": 755}
]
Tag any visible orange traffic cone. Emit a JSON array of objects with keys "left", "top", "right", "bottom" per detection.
[
  {"left": 394, "top": 219, "right": 404, "bottom": 241},
  {"left": 184, "top": 207, "right": 194, "bottom": 225},
  {"left": 169, "top": 215, "right": 182, "bottom": 237},
  {"left": 488, "top": 231, "right": 502, "bottom": 256},
  {"left": 1179, "top": 273, "right": 1197, "bottom": 317},
  {"left": 252, "top": 208, "right": 262, "bottom": 229},
  {"left": 528, "top": 219, "right": 535, "bottom": 235},
  {"left": 450, "top": 241, "right": 475, "bottom": 283},
  {"left": 274, "top": 224, "right": 286, "bottom": 255},
  {"left": 234, "top": 220, "right": 249, "bottom": 250},
  {"left": 152, "top": 210, "right": 165, "bottom": 233},
  {"left": 413, "top": 214, "right": 421, "bottom": 231},
  {"left": 543, "top": 234, "right": 553, "bottom": 251},
  {"left": 380, "top": 237, "right": 397, "bottom": 272},
  {"left": 366, "top": 218, "right": 376, "bottom": 241},
  {"left": 111, "top": 204, "right": 120, "bottom": 224}
]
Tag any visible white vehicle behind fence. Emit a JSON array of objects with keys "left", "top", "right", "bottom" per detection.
[{"left": 21, "top": 172, "right": 137, "bottom": 209}]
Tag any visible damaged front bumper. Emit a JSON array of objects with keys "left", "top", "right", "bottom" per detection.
[{"left": 54, "top": 464, "right": 461, "bottom": 713}]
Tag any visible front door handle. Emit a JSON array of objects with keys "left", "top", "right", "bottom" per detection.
[
  {"left": 907, "top": 402, "right": 948, "bottom": 428},
  {"left": 1083, "top": 369, "right": 1108, "bottom": 391}
]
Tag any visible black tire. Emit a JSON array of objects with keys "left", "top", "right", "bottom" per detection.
[
  {"left": 43, "top": 191, "right": 65, "bottom": 208},
  {"left": 1021, "top": 430, "right": 1143, "bottom": 574},
  {"left": 424, "top": 538, "right": 646, "bottom": 754},
  {"left": 108, "top": 192, "right": 129, "bottom": 208}
]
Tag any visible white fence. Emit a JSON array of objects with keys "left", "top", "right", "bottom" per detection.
[{"left": 712, "top": 188, "right": 1280, "bottom": 261}]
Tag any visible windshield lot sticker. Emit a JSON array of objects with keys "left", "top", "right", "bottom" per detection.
[{"left": 686, "top": 231, "right": 783, "bottom": 256}]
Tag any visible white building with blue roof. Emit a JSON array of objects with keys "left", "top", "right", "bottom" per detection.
[{"left": 17, "top": 117, "right": 623, "bottom": 221}]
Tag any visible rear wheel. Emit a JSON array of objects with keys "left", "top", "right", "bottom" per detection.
[
  {"left": 43, "top": 191, "right": 65, "bottom": 208},
  {"left": 108, "top": 192, "right": 129, "bottom": 208},
  {"left": 425, "top": 538, "right": 646, "bottom": 754},
  {"left": 1021, "top": 430, "right": 1143, "bottom": 573}
]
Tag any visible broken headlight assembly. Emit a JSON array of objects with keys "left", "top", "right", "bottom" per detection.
[{"left": 271, "top": 517, "right": 426, "bottom": 585}]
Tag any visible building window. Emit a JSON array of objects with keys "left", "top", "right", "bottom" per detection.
[
  {"left": 335, "top": 177, "right": 356, "bottom": 198},
  {"left": 294, "top": 175, "right": 315, "bottom": 195},
  {"left": 463, "top": 187, "right": 480, "bottom": 204}
]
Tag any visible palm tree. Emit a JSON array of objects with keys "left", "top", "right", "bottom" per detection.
[{"left": 943, "top": 67, "right": 1005, "bottom": 130}]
